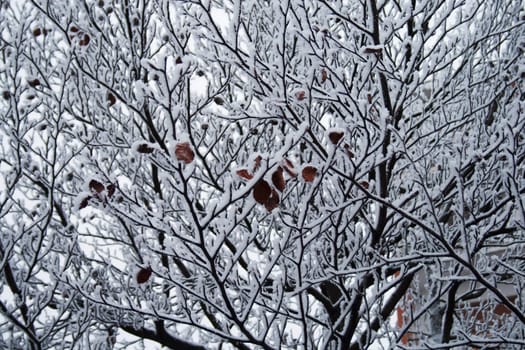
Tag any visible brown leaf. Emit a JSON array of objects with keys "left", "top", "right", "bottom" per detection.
[
  {"left": 321, "top": 69, "right": 328, "bottom": 83},
  {"left": 107, "top": 184, "right": 116, "bottom": 198},
  {"left": 213, "top": 96, "right": 225, "bottom": 105},
  {"left": 79, "top": 196, "right": 91, "bottom": 209},
  {"left": 282, "top": 158, "right": 297, "bottom": 177},
  {"left": 175, "top": 142, "right": 195, "bottom": 164},
  {"left": 89, "top": 179, "right": 105, "bottom": 193},
  {"left": 295, "top": 90, "right": 306, "bottom": 101},
  {"left": 302, "top": 166, "right": 317, "bottom": 182},
  {"left": 359, "top": 180, "right": 369, "bottom": 189},
  {"left": 79, "top": 33, "right": 90, "bottom": 46},
  {"left": 175, "top": 56, "right": 183, "bottom": 64},
  {"left": 236, "top": 169, "right": 254, "bottom": 180},
  {"left": 363, "top": 47, "right": 383, "bottom": 54},
  {"left": 264, "top": 189, "right": 280, "bottom": 212},
  {"left": 28, "top": 79, "right": 41, "bottom": 88},
  {"left": 136, "top": 267, "right": 152, "bottom": 284},
  {"left": 107, "top": 92, "right": 116, "bottom": 106},
  {"left": 137, "top": 143, "right": 154, "bottom": 153},
  {"left": 33, "top": 28, "right": 42, "bottom": 37},
  {"left": 253, "top": 179, "right": 271, "bottom": 204},
  {"left": 272, "top": 167, "right": 286, "bottom": 192},
  {"left": 344, "top": 144, "right": 354, "bottom": 159},
  {"left": 328, "top": 131, "right": 344, "bottom": 145},
  {"left": 253, "top": 155, "right": 262, "bottom": 172},
  {"left": 69, "top": 26, "right": 79, "bottom": 33}
]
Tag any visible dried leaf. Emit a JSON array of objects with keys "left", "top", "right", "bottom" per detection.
[
  {"left": 344, "top": 144, "right": 354, "bottom": 159},
  {"left": 70, "top": 26, "right": 79, "bottom": 33},
  {"left": 107, "top": 184, "right": 116, "bottom": 198},
  {"left": 175, "top": 56, "right": 183, "bottom": 64},
  {"left": 175, "top": 142, "right": 195, "bottom": 164},
  {"left": 236, "top": 169, "right": 254, "bottom": 180},
  {"left": 321, "top": 69, "right": 328, "bottom": 83},
  {"left": 253, "top": 155, "right": 262, "bottom": 172},
  {"left": 360, "top": 180, "right": 369, "bottom": 189},
  {"left": 107, "top": 92, "right": 116, "bottom": 106},
  {"left": 253, "top": 179, "right": 271, "bottom": 204},
  {"left": 137, "top": 143, "right": 154, "bottom": 153},
  {"left": 328, "top": 131, "right": 344, "bottom": 145},
  {"left": 89, "top": 179, "right": 105, "bottom": 193},
  {"left": 79, "top": 33, "right": 90, "bottom": 46},
  {"left": 79, "top": 196, "right": 91, "bottom": 209},
  {"left": 282, "top": 158, "right": 297, "bottom": 177},
  {"left": 295, "top": 90, "right": 306, "bottom": 101},
  {"left": 272, "top": 167, "right": 286, "bottom": 192},
  {"left": 214, "top": 96, "right": 225, "bottom": 105},
  {"left": 264, "top": 189, "right": 280, "bottom": 212},
  {"left": 302, "top": 166, "right": 317, "bottom": 182},
  {"left": 136, "top": 267, "right": 152, "bottom": 284},
  {"left": 28, "top": 79, "right": 41, "bottom": 87},
  {"left": 33, "top": 28, "right": 42, "bottom": 37},
  {"left": 363, "top": 46, "right": 383, "bottom": 54}
]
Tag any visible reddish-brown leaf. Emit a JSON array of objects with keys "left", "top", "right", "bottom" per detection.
[
  {"left": 136, "top": 267, "right": 152, "bottom": 284},
  {"left": 302, "top": 166, "right": 317, "bottom": 182},
  {"left": 272, "top": 167, "right": 286, "bottom": 192},
  {"left": 236, "top": 169, "right": 254, "bottom": 180},
  {"left": 137, "top": 143, "right": 154, "bottom": 153},
  {"left": 89, "top": 179, "right": 105, "bottom": 193},
  {"left": 79, "top": 196, "right": 91, "bottom": 209},
  {"left": 344, "top": 144, "right": 354, "bottom": 159},
  {"left": 282, "top": 158, "right": 297, "bottom": 177},
  {"left": 33, "top": 28, "right": 42, "bottom": 37},
  {"left": 70, "top": 26, "right": 79, "bottom": 33},
  {"left": 295, "top": 90, "right": 306, "bottom": 101},
  {"left": 79, "top": 33, "right": 90, "bottom": 46},
  {"left": 253, "top": 179, "right": 271, "bottom": 204},
  {"left": 107, "top": 184, "right": 116, "bottom": 198},
  {"left": 253, "top": 155, "right": 262, "bottom": 172},
  {"left": 359, "top": 180, "right": 369, "bottom": 189},
  {"left": 175, "top": 142, "right": 195, "bottom": 164},
  {"left": 107, "top": 92, "right": 116, "bottom": 106},
  {"left": 28, "top": 79, "right": 41, "bottom": 88},
  {"left": 264, "top": 189, "right": 280, "bottom": 212},
  {"left": 283, "top": 165, "right": 297, "bottom": 177},
  {"left": 321, "top": 69, "right": 328, "bottom": 83},
  {"left": 328, "top": 131, "right": 344, "bottom": 145}
]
